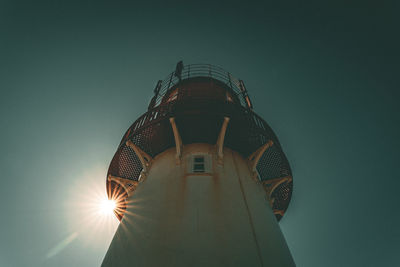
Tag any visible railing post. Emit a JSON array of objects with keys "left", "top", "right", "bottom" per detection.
[
  {"left": 239, "top": 80, "right": 253, "bottom": 110},
  {"left": 148, "top": 80, "right": 162, "bottom": 110},
  {"left": 167, "top": 72, "right": 173, "bottom": 89},
  {"left": 227, "top": 72, "right": 233, "bottom": 90}
]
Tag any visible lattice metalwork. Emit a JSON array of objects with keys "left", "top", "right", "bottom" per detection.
[
  {"left": 272, "top": 181, "right": 293, "bottom": 221},
  {"left": 108, "top": 144, "right": 143, "bottom": 182},
  {"left": 257, "top": 145, "right": 287, "bottom": 180}
]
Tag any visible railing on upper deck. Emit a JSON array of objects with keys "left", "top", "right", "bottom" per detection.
[{"left": 153, "top": 64, "right": 250, "bottom": 108}]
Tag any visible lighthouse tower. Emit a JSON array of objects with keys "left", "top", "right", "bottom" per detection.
[{"left": 102, "top": 62, "right": 295, "bottom": 266}]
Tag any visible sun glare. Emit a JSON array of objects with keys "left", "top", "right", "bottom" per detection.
[
  {"left": 66, "top": 166, "right": 120, "bottom": 250},
  {"left": 100, "top": 199, "right": 116, "bottom": 216}
]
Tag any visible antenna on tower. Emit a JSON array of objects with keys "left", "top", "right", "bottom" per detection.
[
  {"left": 174, "top": 60, "right": 184, "bottom": 82},
  {"left": 148, "top": 80, "right": 162, "bottom": 110}
]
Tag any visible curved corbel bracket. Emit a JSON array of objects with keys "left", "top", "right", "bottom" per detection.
[
  {"left": 261, "top": 175, "right": 293, "bottom": 200},
  {"left": 169, "top": 117, "right": 183, "bottom": 164},
  {"left": 273, "top": 209, "right": 285, "bottom": 217},
  {"left": 125, "top": 140, "right": 153, "bottom": 173},
  {"left": 216, "top": 117, "right": 230, "bottom": 164},
  {"left": 247, "top": 140, "right": 274, "bottom": 175},
  {"left": 108, "top": 174, "right": 139, "bottom": 197}
]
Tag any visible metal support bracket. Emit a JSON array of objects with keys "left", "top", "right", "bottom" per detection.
[
  {"left": 247, "top": 140, "right": 274, "bottom": 179},
  {"left": 261, "top": 176, "right": 293, "bottom": 212},
  {"left": 216, "top": 117, "right": 230, "bottom": 164},
  {"left": 261, "top": 176, "right": 292, "bottom": 199},
  {"left": 107, "top": 174, "right": 139, "bottom": 197},
  {"left": 169, "top": 117, "right": 183, "bottom": 164},
  {"left": 126, "top": 140, "right": 153, "bottom": 174}
]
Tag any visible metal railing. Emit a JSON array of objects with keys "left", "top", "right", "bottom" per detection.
[{"left": 154, "top": 64, "right": 248, "bottom": 107}]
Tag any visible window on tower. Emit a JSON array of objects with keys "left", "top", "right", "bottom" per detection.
[
  {"left": 193, "top": 156, "right": 205, "bottom": 173},
  {"left": 189, "top": 154, "right": 212, "bottom": 174}
]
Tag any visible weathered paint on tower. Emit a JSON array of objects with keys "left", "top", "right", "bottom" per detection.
[{"left": 103, "top": 63, "right": 295, "bottom": 266}]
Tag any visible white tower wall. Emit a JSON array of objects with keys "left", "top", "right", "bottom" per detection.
[{"left": 102, "top": 143, "right": 295, "bottom": 267}]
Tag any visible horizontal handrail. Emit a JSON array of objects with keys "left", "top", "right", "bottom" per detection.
[{"left": 154, "top": 64, "right": 247, "bottom": 107}]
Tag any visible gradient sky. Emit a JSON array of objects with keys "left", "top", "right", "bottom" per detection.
[{"left": 0, "top": 1, "right": 399, "bottom": 266}]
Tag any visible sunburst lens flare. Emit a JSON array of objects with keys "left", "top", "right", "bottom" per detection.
[{"left": 99, "top": 199, "right": 117, "bottom": 216}]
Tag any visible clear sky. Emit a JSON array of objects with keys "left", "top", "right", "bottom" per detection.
[{"left": 0, "top": 0, "right": 399, "bottom": 266}]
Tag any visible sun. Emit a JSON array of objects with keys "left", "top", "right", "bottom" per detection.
[{"left": 99, "top": 199, "right": 117, "bottom": 216}]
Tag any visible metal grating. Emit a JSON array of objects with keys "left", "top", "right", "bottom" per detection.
[
  {"left": 272, "top": 181, "right": 293, "bottom": 214},
  {"left": 108, "top": 144, "right": 143, "bottom": 181},
  {"left": 118, "top": 145, "right": 142, "bottom": 180},
  {"left": 256, "top": 145, "right": 286, "bottom": 181}
]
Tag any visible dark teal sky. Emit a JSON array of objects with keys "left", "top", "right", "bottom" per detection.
[{"left": 1, "top": 1, "right": 399, "bottom": 266}]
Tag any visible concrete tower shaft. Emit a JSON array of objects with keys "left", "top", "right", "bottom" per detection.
[{"left": 102, "top": 144, "right": 294, "bottom": 266}]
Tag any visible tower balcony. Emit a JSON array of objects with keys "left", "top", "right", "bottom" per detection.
[{"left": 107, "top": 64, "right": 293, "bottom": 221}]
